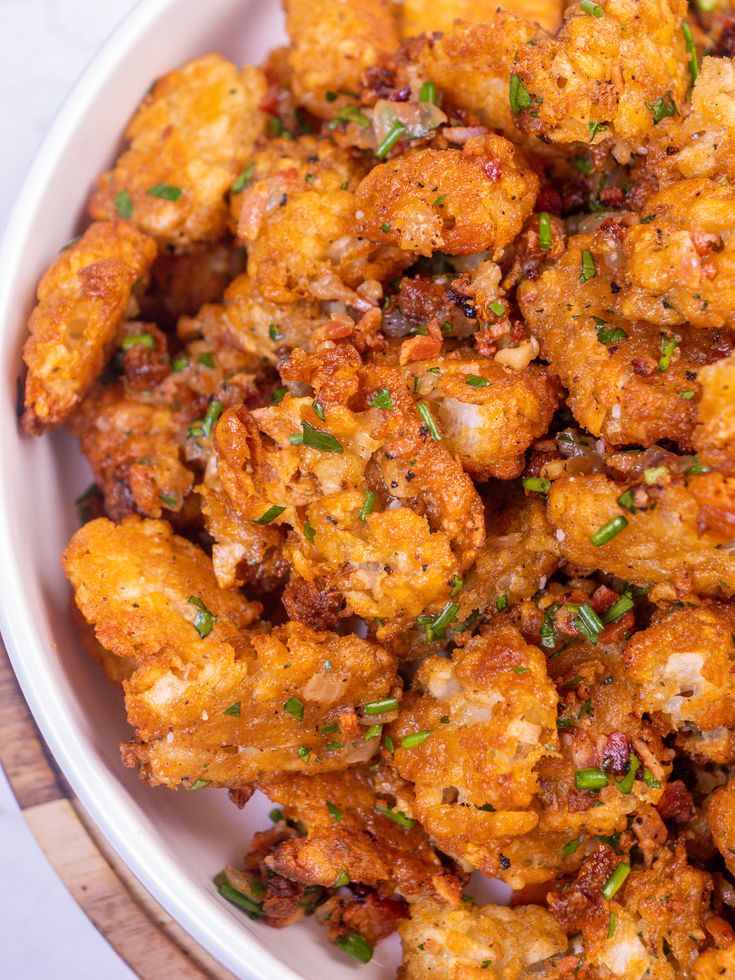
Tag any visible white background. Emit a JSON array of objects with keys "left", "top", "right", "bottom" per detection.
[{"left": 1, "top": 1, "right": 138, "bottom": 976}]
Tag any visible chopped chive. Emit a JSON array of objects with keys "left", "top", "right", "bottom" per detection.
[
  {"left": 588, "top": 120, "right": 607, "bottom": 142},
  {"left": 335, "top": 932, "right": 373, "bottom": 964},
  {"left": 297, "top": 745, "right": 310, "bottom": 763},
  {"left": 538, "top": 211, "right": 553, "bottom": 250},
  {"left": 682, "top": 23, "right": 699, "bottom": 86},
  {"left": 171, "top": 355, "right": 188, "bottom": 372},
  {"left": 197, "top": 352, "right": 215, "bottom": 369},
  {"left": 202, "top": 399, "right": 223, "bottom": 437},
  {"left": 326, "top": 801, "right": 343, "bottom": 821},
  {"left": 253, "top": 505, "right": 285, "bottom": 525},
  {"left": 268, "top": 323, "right": 284, "bottom": 341},
  {"left": 601, "top": 862, "right": 630, "bottom": 899},
  {"left": 333, "top": 870, "right": 350, "bottom": 888},
  {"left": 368, "top": 388, "right": 394, "bottom": 410},
  {"left": 376, "top": 119, "right": 407, "bottom": 159},
  {"left": 224, "top": 702, "right": 241, "bottom": 717},
  {"left": 617, "top": 489, "right": 636, "bottom": 513},
  {"left": 330, "top": 104, "right": 371, "bottom": 129},
  {"left": 146, "top": 182, "right": 182, "bottom": 201},
  {"left": 645, "top": 93, "right": 677, "bottom": 125},
  {"left": 320, "top": 723, "right": 339, "bottom": 735},
  {"left": 572, "top": 602, "right": 604, "bottom": 644},
  {"left": 658, "top": 333, "right": 678, "bottom": 372},
  {"left": 416, "top": 400, "right": 442, "bottom": 441},
  {"left": 190, "top": 779, "right": 210, "bottom": 791},
  {"left": 114, "top": 189, "right": 133, "bottom": 218},
  {"left": 602, "top": 590, "right": 634, "bottom": 624},
  {"left": 580, "top": 0, "right": 604, "bottom": 14},
  {"left": 433, "top": 194, "right": 446, "bottom": 206},
  {"left": 496, "top": 594, "right": 509, "bottom": 612},
  {"left": 312, "top": 401, "right": 324, "bottom": 421},
  {"left": 580, "top": 250, "right": 596, "bottom": 282},
  {"left": 466, "top": 374, "right": 491, "bottom": 388},
  {"left": 574, "top": 767, "right": 609, "bottom": 790},
  {"left": 159, "top": 493, "right": 178, "bottom": 509},
  {"left": 640, "top": 213, "right": 655, "bottom": 224},
  {"left": 509, "top": 73, "right": 533, "bottom": 114},
  {"left": 540, "top": 604, "right": 559, "bottom": 648},
  {"left": 523, "top": 477, "right": 551, "bottom": 495},
  {"left": 608, "top": 911, "right": 617, "bottom": 938},
  {"left": 360, "top": 490, "right": 376, "bottom": 521},
  {"left": 644, "top": 465, "right": 668, "bottom": 485},
  {"left": 514, "top": 666, "right": 529, "bottom": 675},
  {"left": 384, "top": 735, "right": 395, "bottom": 752},
  {"left": 419, "top": 601, "right": 460, "bottom": 642},
  {"left": 231, "top": 163, "right": 255, "bottom": 194},
  {"left": 291, "top": 420, "right": 344, "bottom": 454},
  {"left": 269, "top": 808, "right": 283, "bottom": 822},
  {"left": 303, "top": 520, "right": 316, "bottom": 542},
  {"left": 120, "top": 332, "right": 155, "bottom": 351},
  {"left": 643, "top": 768, "right": 661, "bottom": 789},
  {"left": 272, "top": 385, "right": 288, "bottom": 404},
  {"left": 489, "top": 300, "right": 506, "bottom": 316},
  {"left": 562, "top": 837, "right": 583, "bottom": 857},
  {"left": 401, "top": 730, "right": 431, "bottom": 749},
  {"left": 362, "top": 697, "right": 399, "bottom": 716},
  {"left": 284, "top": 695, "right": 304, "bottom": 721},
  {"left": 363, "top": 724, "right": 382, "bottom": 740},
  {"left": 420, "top": 80, "right": 437, "bottom": 103},
  {"left": 615, "top": 752, "right": 640, "bottom": 794},
  {"left": 590, "top": 515, "right": 628, "bottom": 546},
  {"left": 574, "top": 155, "right": 592, "bottom": 175},
  {"left": 557, "top": 717, "right": 575, "bottom": 730},
  {"left": 188, "top": 596, "right": 216, "bottom": 638},
  {"left": 215, "top": 878, "right": 264, "bottom": 918},
  {"left": 380, "top": 221, "right": 392, "bottom": 233},
  {"left": 374, "top": 805, "right": 415, "bottom": 828},
  {"left": 595, "top": 322, "right": 628, "bottom": 344},
  {"left": 450, "top": 575, "right": 464, "bottom": 597},
  {"left": 678, "top": 389, "right": 695, "bottom": 399},
  {"left": 269, "top": 116, "right": 285, "bottom": 136}
]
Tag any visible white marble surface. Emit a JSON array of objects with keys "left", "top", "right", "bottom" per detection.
[{"left": 0, "top": 2, "right": 139, "bottom": 976}]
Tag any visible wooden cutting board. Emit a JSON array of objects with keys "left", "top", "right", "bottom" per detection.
[{"left": 0, "top": 641, "right": 235, "bottom": 980}]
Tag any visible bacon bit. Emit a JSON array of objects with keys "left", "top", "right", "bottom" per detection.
[
  {"left": 483, "top": 159, "right": 502, "bottom": 182},
  {"left": 536, "top": 188, "right": 563, "bottom": 215},
  {"left": 599, "top": 187, "right": 625, "bottom": 208},
  {"left": 589, "top": 584, "right": 618, "bottom": 615},
  {"left": 442, "top": 125, "right": 489, "bottom": 144},
  {"left": 598, "top": 731, "right": 630, "bottom": 774},
  {"left": 475, "top": 331, "right": 498, "bottom": 357},
  {"left": 399, "top": 323, "right": 443, "bottom": 364},
  {"left": 690, "top": 229, "right": 721, "bottom": 257},
  {"left": 557, "top": 956, "right": 585, "bottom": 975},
  {"left": 706, "top": 916, "right": 735, "bottom": 949},
  {"left": 632, "top": 356, "right": 658, "bottom": 377},
  {"left": 656, "top": 780, "right": 694, "bottom": 823},
  {"left": 353, "top": 307, "right": 385, "bottom": 353},
  {"left": 259, "top": 86, "right": 281, "bottom": 115},
  {"left": 568, "top": 788, "right": 599, "bottom": 812},
  {"left": 228, "top": 786, "right": 256, "bottom": 809},
  {"left": 432, "top": 871, "right": 463, "bottom": 907},
  {"left": 310, "top": 313, "right": 356, "bottom": 347},
  {"left": 599, "top": 611, "right": 635, "bottom": 645},
  {"left": 630, "top": 804, "right": 668, "bottom": 865}
]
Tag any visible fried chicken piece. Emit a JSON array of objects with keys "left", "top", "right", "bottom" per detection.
[
  {"left": 89, "top": 56, "right": 267, "bottom": 248},
  {"left": 406, "top": 351, "right": 562, "bottom": 480},
  {"left": 547, "top": 472, "right": 735, "bottom": 601},
  {"left": 707, "top": 778, "right": 735, "bottom": 877},
  {"left": 518, "top": 223, "right": 719, "bottom": 449},
  {"left": 399, "top": 898, "right": 566, "bottom": 979},
  {"left": 354, "top": 136, "right": 539, "bottom": 258},
  {"left": 511, "top": 0, "right": 690, "bottom": 161},
  {"left": 22, "top": 221, "right": 156, "bottom": 432},
  {"left": 388, "top": 626, "right": 558, "bottom": 874},
  {"left": 548, "top": 840, "right": 715, "bottom": 978},
  {"left": 63, "top": 517, "right": 399, "bottom": 788},
  {"left": 695, "top": 353, "right": 735, "bottom": 476},
  {"left": 212, "top": 349, "right": 485, "bottom": 638},
  {"left": 642, "top": 56, "right": 735, "bottom": 186},
  {"left": 257, "top": 765, "right": 462, "bottom": 903},
  {"left": 693, "top": 945, "right": 735, "bottom": 979},
  {"left": 284, "top": 0, "right": 400, "bottom": 120},
  {"left": 624, "top": 603, "right": 735, "bottom": 763},
  {"left": 401, "top": 0, "right": 562, "bottom": 35},
  {"left": 614, "top": 179, "right": 735, "bottom": 331}
]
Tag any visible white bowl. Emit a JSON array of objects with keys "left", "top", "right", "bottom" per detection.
[{"left": 0, "top": 1, "right": 408, "bottom": 976}]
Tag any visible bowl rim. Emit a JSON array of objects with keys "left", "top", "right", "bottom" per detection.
[{"left": 0, "top": 2, "right": 301, "bottom": 977}]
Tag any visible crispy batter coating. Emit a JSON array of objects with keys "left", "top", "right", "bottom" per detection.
[
  {"left": 707, "top": 777, "right": 735, "bottom": 877},
  {"left": 695, "top": 353, "right": 735, "bottom": 476},
  {"left": 518, "top": 222, "right": 717, "bottom": 449},
  {"left": 406, "top": 351, "right": 562, "bottom": 480},
  {"left": 284, "top": 0, "right": 400, "bottom": 119},
  {"left": 354, "top": 136, "right": 539, "bottom": 258},
  {"left": 624, "top": 603, "right": 735, "bottom": 763},
  {"left": 548, "top": 473, "right": 735, "bottom": 600},
  {"left": 257, "top": 765, "right": 462, "bottom": 903},
  {"left": 63, "top": 517, "right": 399, "bottom": 787},
  {"left": 89, "top": 56, "right": 267, "bottom": 248},
  {"left": 388, "top": 626, "right": 558, "bottom": 873},
  {"left": 511, "top": 0, "right": 690, "bottom": 160},
  {"left": 643, "top": 56, "right": 735, "bottom": 186},
  {"left": 693, "top": 945, "right": 735, "bottom": 979},
  {"left": 401, "top": 0, "right": 563, "bottom": 35},
  {"left": 22, "top": 221, "right": 156, "bottom": 432},
  {"left": 397, "top": 898, "right": 567, "bottom": 979}
]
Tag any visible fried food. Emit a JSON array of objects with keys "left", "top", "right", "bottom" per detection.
[
  {"left": 401, "top": 0, "right": 563, "bottom": 35},
  {"left": 354, "top": 136, "right": 539, "bottom": 258},
  {"left": 22, "top": 221, "right": 156, "bottom": 432},
  {"left": 89, "top": 55, "right": 267, "bottom": 248}
]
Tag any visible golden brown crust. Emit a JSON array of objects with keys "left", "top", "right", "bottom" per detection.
[
  {"left": 707, "top": 778, "right": 735, "bottom": 877},
  {"left": 22, "top": 221, "right": 156, "bottom": 432},
  {"left": 401, "top": 0, "right": 563, "bottom": 36},
  {"left": 354, "top": 136, "right": 539, "bottom": 258},
  {"left": 89, "top": 56, "right": 267, "bottom": 248}
]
